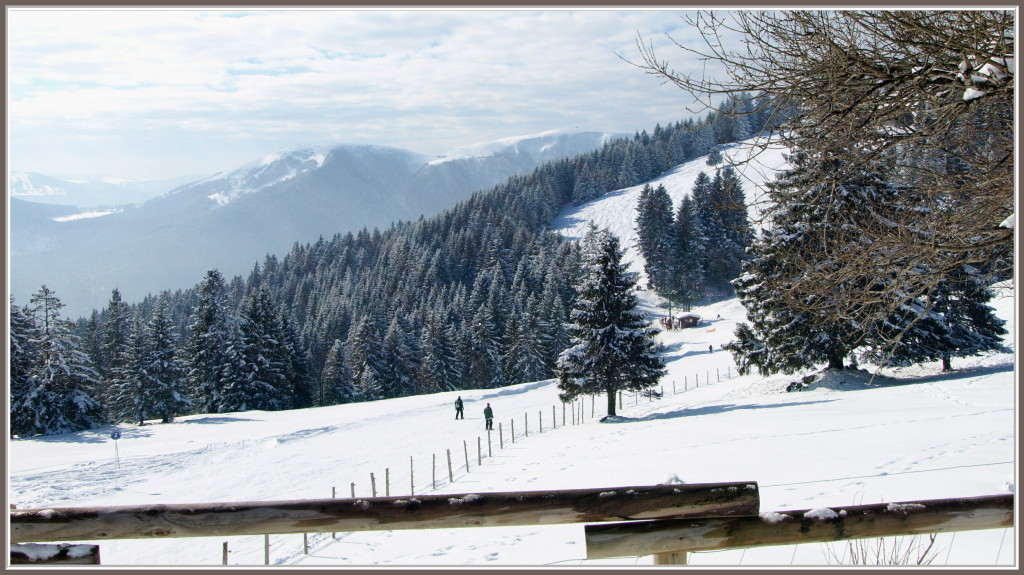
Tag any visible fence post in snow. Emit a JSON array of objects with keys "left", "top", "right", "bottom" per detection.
[
  {"left": 487, "top": 430, "right": 492, "bottom": 457},
  {"left": 591, "top": 395, "right": 595, "bottom": 418},
  {"left": 525, "top": 413, "right": 528, "bottom": 437},
  {"left": 410, "top": 456, "right": 414, "bottom": 496},
  {"left": 332, "top": 486, "right": 337, "bottom": 538},
  {"left": 350, "top": 483, "right": 355, "bottom": 498},
  {"left": 264, "top": 534, "right": 270, "bottom": 565},
  {"left": 371, "top": 473, "right": 377, "bottom": 497},
  {"left": 446, "top": 449, "right": 453, "bottom": 483},
  {"left": 303, "top": 533, "right": 308, "bottom": 555},
  {"left": 539, "top": 410, "right": 543, "bottom": 433},
  {"left": 222, "top": 542, "right": 228, "bottom": 565},
  {"left": 386, "top": 468, "right": 390, "bottom": 497},
  {"left": 432, "top": 453, "right": 436, "bottom": 490},
  {"left": 463, "top": 440, "right": 470, "bottom": 472},
  {"left": 499, "top": 423, "right": 504, "bottom": 449},
  {"left": 552, "top": 405, "right": 556, "bottom": 429},
  {"left": 511, "top": 419, "right": 516, "bottom": 443},
  {"left": 563, "top": 402, "right": 566, "bottom": 426},
  {"left": 477, "top": 437, "right": 482, "bottom": 466}
]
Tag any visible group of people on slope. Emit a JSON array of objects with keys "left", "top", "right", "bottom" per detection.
[{"left": 454, "top": 396, "right": 493, "bottom": 430}]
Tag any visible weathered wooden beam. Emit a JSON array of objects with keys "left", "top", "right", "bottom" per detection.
[
  {"left": 586, "top": 493, "right": 1013, "bottom": 559},
  {"left": 10, "top": 543, "right": 100, "bottom": 565},
  {"left": 11, "top": 482, "right": 758, "bottom": 543}
]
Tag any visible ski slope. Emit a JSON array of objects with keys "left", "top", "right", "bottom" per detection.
[{"left": 8, "top": 140, "right": 1017, "bottom": 566}]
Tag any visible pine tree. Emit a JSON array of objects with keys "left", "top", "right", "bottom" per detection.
[
  {"left": 346, "top": 317, "right": 385, "bottom": 401},
  {"left": 670, "top": 194, "right": 706, "bottom": 310},
  {"left": 320, "top": 339, "right": 357, "bottom": 405},
  {"left": 186, "top": 269, "right": 235, "bottom": 414},
  {"left": 146, "top": 294, "right": 190, "bottom": 422},
  {"left": 10, "top": 297, "right": 39, "bottom": 437},
  {"left": 222, "top": 289, "right": 289, "bottom": 412},
  {"left": 556, "top": 227, "right": 666, "bottom": 417},
  {"left": 634, "top": 184, "right": 676, "bottom": 293},
  {"left": 110, "top": 310, "right": 152, "bottom": 426},
  {"left": 19, "top": 286, "right": 104, "bottom": 436}
]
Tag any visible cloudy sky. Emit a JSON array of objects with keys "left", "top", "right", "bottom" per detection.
[{"left": 7, "top": 8, "right": 720, "bottom": 181}]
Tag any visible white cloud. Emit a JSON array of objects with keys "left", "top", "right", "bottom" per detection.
[{"left": 8, "top": 8, "right": 712, "bottom": 179}]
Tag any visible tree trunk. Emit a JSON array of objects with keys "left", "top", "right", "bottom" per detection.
[
  {"left": 942, "top": 355, "right": 952, "bottom": 372},
  {"left": 606, "top": 390, "right": 616, "bottom": 417},
  {"left": 827, "top": 352, "right": 845, "bottom": 370}
]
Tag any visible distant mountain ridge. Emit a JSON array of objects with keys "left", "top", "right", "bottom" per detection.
[
  {"left": 9, "top": 172, "right": 204, "bottom": 209},
  {"left": 9, "top": 130, "right": 622, "bottom": 317}
]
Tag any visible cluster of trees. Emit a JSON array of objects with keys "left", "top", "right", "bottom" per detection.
[
  {"left": 634, "top": 165, "right": 752, "bottom": 309},
  {"left": 11, "top": 101, "right": 779, "bottom": 436},
  {"left": 637, "top": 10, "right": 1013, "bottom": 374}
]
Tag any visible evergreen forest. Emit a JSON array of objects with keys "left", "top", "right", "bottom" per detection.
[{"left": 10, "top": 95, "right": 780, "bottom": 437}]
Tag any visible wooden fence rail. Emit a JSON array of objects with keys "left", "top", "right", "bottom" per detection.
[
  {"left": 585, "top": 493, "right": 1014, "bottom": 562},
  {"left": 10, "top": 482, "right": 759, "bottom": 544}
]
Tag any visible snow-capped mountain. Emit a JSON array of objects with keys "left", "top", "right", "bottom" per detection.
[
  {"left": 9, "top": 131, "right": 620, "bottom": 317},
  {"left": 9, "top": 172, "right": 201, "bottom": 209}
]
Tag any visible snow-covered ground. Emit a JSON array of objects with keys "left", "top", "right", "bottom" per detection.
[
  {"left": 8, "top": 285, "right": 1015, "bottom": 567},
  {"left": 8, "top": 139, "right": 1016, "bottom": 566}
]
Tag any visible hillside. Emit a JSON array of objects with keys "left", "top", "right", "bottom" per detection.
[
  {"left": 9, "top": 289, "right": 1014, "bottom": 566},
  {"left": 9, "top": 130, "right": 618, "bottom": 317},
  {"left": 8, "top": 135, "right": 1015, "bottom": 565}
]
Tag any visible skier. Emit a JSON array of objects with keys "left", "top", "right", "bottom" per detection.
[
  {"left": 709, "top": 344, "right": 714, "bottom": 353},
  {"left": 484, "top": 403, "right": 494, "bottom": 430},
  {"left": 455, "top": 396, "right": 464, "bottom": 420}
]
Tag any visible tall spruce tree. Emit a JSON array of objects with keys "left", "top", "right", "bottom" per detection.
[
  {"left": 19, "top": 286, "right": 104, "bottom": 436},
  {"left": 556, "top": 227, "right": 665, "bottom": 417},
  {"left": 146, "top": 294, "right": 190, "bottom": 422},
  {"left": 185, "top": 269, "right": 234, "bottom": 414}
]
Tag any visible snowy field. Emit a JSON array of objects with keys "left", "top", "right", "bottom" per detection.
[
  {"left": 8, "top": 285, "right": 1016, "bottom": 567},
  {"left": 8, "top": 140, "right": 1017, "bottom": 566}
]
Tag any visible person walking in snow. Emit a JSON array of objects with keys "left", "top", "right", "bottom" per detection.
[
  {"left": 455, "top": 396, "right": 464, "bottom": 420},
  {"left": 484, "top": 403, "right": 494, "bottom": 430}
]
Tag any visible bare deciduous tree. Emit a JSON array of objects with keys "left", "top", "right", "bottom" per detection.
[{"left": 634, "top": 10, "right": 1014, "bottom": 332}]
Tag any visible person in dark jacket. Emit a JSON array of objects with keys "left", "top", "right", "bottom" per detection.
[
  {"left": 455, "top": 396, "right": 464, "bottom": 420},
  {"left": 483, "top": 403, "right": 494, "bottom": 430}
]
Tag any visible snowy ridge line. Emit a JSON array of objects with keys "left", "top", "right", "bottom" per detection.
[{"left": 762, "top": 461, "right": 1015, "bottom": 489}]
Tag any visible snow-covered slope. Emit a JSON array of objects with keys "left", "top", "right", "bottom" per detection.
[
  {"left": 8, "top": 137, "right": 1015, "bottom": 566},
  {"left": 8, "top": 287, "right": 1014, "bottom": 566},
  {"left": 554, "top": 136, "right": 789, "bottom": 291}
]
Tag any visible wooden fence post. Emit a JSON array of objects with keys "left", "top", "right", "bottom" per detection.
[
  {"left": 432, "top": 453, "right": 437, "bottom": 490},
  {"left": 332, "top": 487, "right": 337, "bottom": 538},
  {"left": 223, "top": 542, "right": 228, "bottom": 565},
  {"left": 386, "top": 468, "right": 390, "bottom": 497},
  {"left": 463, "top": 440, "right": 470, "bottom": 472},
  {"left": 487, "top": 430, "right": 492, "bottom": 457},
  {"left": 303, "top": 533, "right": 309, "bottom": 555},
  {"left": 591, "top": 395, "right": 595, "bottom": 417},
  {"left": 562, "top": 402, "right": 566, "bottom": 426},
  {"left": 264, "top": 534, "right": 270, "bottom": 565},
  {"left": 499, "top": 423, "right": 504, "bottom": 449},
  {"left": 539, "top": 410, "right": 543, "bottom": 433},
  {"left": 371, "top": 473, "right": 377, "bottom": 497},
  {"left": 446, "top": 449, "right": 453, "bottom": 482},
  {"left": 511, "top": 420, "right": 515, "bottom": 443},
  {"left": 410, "top": 456, "right": 414, "bottom": 496},
  {"left": 525, "top": 413, "right": 528, "bottom": 437},
  {"left": 477, "top": 437, "right": 482, "bottom": 466},
  {"left": 350, "top": 483, "right": 355, "bottom": 498},
  {"left": 552, "top": 405, "right": 557, "bottom": 429},
  {"left": 654, "top": 552, "right": 688, "bottom": 565}
]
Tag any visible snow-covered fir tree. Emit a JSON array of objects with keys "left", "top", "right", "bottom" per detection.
[
  {"left": 185, "top": 269, "right": 235, "bottom": 413},
  {"left": 16, "top": 286, "right": 104, "bottom": 436},
  {"left": 556, "top": 226, "right": 666, "bottom": 417},
  {"left": 145, "top": 294, "right": 190, "bottom": 422}
]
